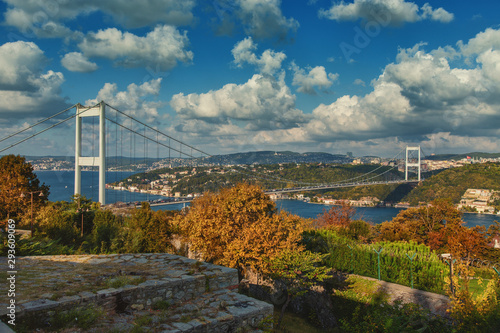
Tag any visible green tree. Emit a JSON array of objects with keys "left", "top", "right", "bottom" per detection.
[
  {"left": 266, "top": 249, "right": 330, "bottom": 329},
  {"left": 0, "top": 154, "right": 49, "bottom": 227},
  {"left": 92, "top": 209, "right": 120, "bottom": 253},
  {"left": 117, "top": 202, "right": 175, "bottom": 253}
]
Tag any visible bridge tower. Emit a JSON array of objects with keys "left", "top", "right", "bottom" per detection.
[
  {"left": 75, "top": 102, "right": 106, "bottom": 205},
  {"left": 405, "top": 146, "right": 421, "bottom": 181}
]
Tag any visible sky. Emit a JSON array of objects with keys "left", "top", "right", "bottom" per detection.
[{"left": 0, "top": 0, "right": 500, "bottom": 158}]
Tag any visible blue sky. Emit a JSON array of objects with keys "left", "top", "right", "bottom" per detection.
[{"left": 1, "top": 0, "right": 500, "bottom": 158}]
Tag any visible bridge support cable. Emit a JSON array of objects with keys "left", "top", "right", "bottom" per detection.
[
  {"left": 0, "top": 104, "right": 77, "bottom": 144},
  {"left": 0, "top": 103, "right": 100, "bottom": 154},
  {"left": 105, "top": 103, "right": 211, "bottom": 160},
  {"left": 105, "top": 117, "right": 202, "bottom": 159}
]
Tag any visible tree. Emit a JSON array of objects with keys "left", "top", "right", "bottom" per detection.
[
  {"left": 377, "top": 199, "right": 463, "bottom": 247},
  {"left": 266, "top": 249, "right": 330, "bottom": 329},
  {"left": 0, "top": 155, "right": 49, "bottom": 227},
  {"left": 118, "top": 202, "right": 175, "bottom": 253},
  {"left": 315, "top": 201, "right": 355, "bottom": 229},
  {"left": 177, "top": 183, "right": 307, "bottom": 275},
  {"left": 92, "top": 209, "right": 120, "bottom": 253}
]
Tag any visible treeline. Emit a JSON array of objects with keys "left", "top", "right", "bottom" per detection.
[{"left": 1, "top": 196, "right": 177, "bottom": 256}]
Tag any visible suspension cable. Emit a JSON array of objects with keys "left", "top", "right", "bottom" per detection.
[{"left": 0, "top": 104, "right": 77, "bottom": 144}]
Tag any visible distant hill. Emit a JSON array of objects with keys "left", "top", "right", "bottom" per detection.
[
  {"left": 403, "top": 162, "right": 500, "bottom": 205},
  {"left": 424, "top": 152, "right": 500, "bottom": 160},
  {"left": 202, "top": 151, "right": 350, "bottom": 165}
]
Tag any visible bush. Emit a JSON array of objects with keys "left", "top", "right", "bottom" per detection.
[{"left": 305, "top": 230, "right": 447, "bottom": 293}]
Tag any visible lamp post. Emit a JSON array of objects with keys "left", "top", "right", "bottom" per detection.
[{"left": 20, "top": 191, "right": 44, "bottom": 237}]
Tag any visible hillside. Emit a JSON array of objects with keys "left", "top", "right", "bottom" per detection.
[
  {"left": 403, "top": 162, "right": 500, "bottom": 205},
  {"left": 116, "top": 163, "right": 403, "bottom": 196},
  {"left": 425, "top": 152, "right": 500, "bottom": 160},
  {"left": 203, "top": 151, "right": 350, "bottom": 165}
]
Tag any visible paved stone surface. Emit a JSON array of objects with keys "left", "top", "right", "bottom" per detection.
[{"left": 0, "top": 253, "right": 273, "bottom": 332}]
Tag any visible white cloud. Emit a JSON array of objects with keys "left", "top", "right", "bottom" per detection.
[
  {"left": 0, "top": 41, "right": 67, "bottom": 119},
  {"left": 171, "top": 74, "right": 308, "bottom": 131},
  {"left": 61, "top": 52, "right": 98, "bottom": 73},
  {"left": 421, "top": 3, "right": 454, "bottom": 23},
  {"left": 237, "top": 0, "right": 299, "bottom": 39},
  {"left": 232, "top": 37, "right": 286, "bottom": 75},
  {"left": 86, "top": 78, "right": 164, "bottom": 123},
  {"left": 459, "top": 28, "right": 500, "bottom": 57},
  {"left": 0, "top": 41, "right": 46, "bottom": 90},
  {"left": 290, "top": 62, "right": 338, "bottom": 94},
  {"left": 300, "top": 29, "right": 500, "bottom": 144},
  {"left": 215, "top": 0, "right": 299, "bottom": 40},
  {"left": 319, "top": 0, "right": 453, "bottom": 25},
  {"left": 78, "top": 25, "right": 193, "bottom": 71},
  {"left": 353, "top": 79, "right": 366, "bottom": 86},
  {"left": 3, "top": 0, "right": 195, "bottom": 38}
]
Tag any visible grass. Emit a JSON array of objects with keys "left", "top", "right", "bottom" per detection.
[
  {"left": 273, "top": 310, "right": 335, "bottom": 333},
  {"left": 460, "top": 278, "right": 491, "bottom": 300},
  {"left": 106, "top": 275, "right": 146, "bottom": 289},
  {"left": 17, "top": 306, "right": 104, "bottom": 332}
]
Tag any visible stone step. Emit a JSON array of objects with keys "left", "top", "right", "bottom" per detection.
[
  {"left": 92, "top": 289, "right": 273, "bottom": 332},
  {"left": 1, "top": 253, "right": 257, "bottom": 331}
]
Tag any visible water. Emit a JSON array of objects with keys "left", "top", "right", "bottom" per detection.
[
  {"left": 35, "top": 170, "right": 165, "bottom": 204},
  {"left": 274, "top": 199, "right": 498, "bottom": 229},
  {"left": 35, "top": 171, "right": 498, "bottom": 228}
]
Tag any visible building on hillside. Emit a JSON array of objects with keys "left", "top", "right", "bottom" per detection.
[{"left": 458, "top": 189, "right": 495, "bottom": 213}]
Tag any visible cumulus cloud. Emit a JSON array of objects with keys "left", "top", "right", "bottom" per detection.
[
  {"left": 214, "top": 0, "right": 299, "bottom": 40},
  {"left": 290, "top": 62, "right": 338, "bottom": 94},
  {"left": 0, "top": 41, "right": 68, "bottom": 119},
  {"left": 353, "top": 79, "right": 366, "bottom": 86},
  {"left": 78, "top": 25, "right": 193, "bottom": 71},
  {"left": 300, "top": 29, "right": 500, "bottom": 144},
  {"left": 319, "top": 0, "right": 453, "bottom": 25},
  {"left": 86, "top": 78, "right": 164, "bottom": 122},
  {"left": 232, "top": 37, "right": 286, "bottom": 75},
  {"left": 61, "top": 52, "right": 98, "bottom": 73},
  {"left": 459, "top": 28, "right": 500, "bottom": 57},
  {"left": 3, "top": 0, "right": 195, "bottom": 38},
  {"left": 421, "top": 3, "right": 454, "bottom": 23},
  {"left": 171, "top": 74, "right": 308, "bottom": 131}
]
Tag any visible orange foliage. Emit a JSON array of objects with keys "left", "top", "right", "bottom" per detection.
[
  {"left": 377, "top": 199, "right": 489, "bottom": 258},
  {"left": 178, "top": 184, "right": 306, "bottom": 274},
  {"left": 315, "top": 201, "right": 355, "bottom": 229}
]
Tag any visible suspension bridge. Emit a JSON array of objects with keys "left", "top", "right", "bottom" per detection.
[{"left": 0, "top": 102, "right": 423, "bottom": 205}]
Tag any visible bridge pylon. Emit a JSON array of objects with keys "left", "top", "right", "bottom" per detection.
[
  {"left": 405, "top": 146, "right": 421, "bottom": 181},
  {"left": 75, "top": 102, "right": 106, "bottom": 205}
]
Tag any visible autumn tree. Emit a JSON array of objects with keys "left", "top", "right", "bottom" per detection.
[
  {"left": 315, "top": 201, "right": 355, "bottom": 229},
  {"left": 177, "top": 183, "right": 307, "bottom": 275},
  {"left": 0, "top": 155, "right": 49, "bottom": 227},
  {"left": 377, "top": 199, "right": 489, "bottom": 258}
]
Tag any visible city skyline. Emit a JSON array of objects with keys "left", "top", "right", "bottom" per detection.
[{"left": 0, "top": 0, "right": 500, "bottom": 158}]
